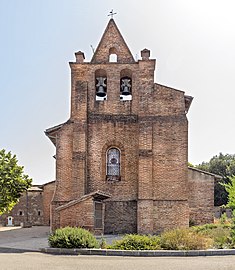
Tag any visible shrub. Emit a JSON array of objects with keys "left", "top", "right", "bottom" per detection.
[
  {"left": 48, "top": 227, "right": 99, "bottom": 249},
  {"left": 210, "top": 227, "right": 232, "bottom": 249},
  {"left": 160, "top": 228, "right": 212, "bottom": 250},
  {"left": 109, "top": 234, "right": 161, "bottom": 250},
  {"left": 191, "top": 223, "right": 233, "bottom": 248},
  {"left": 99, "top": 236, "right": 107, "bottom": 249},
  {"left": 192, "top": 223, "right": 220, "bottom": 233},
  {"left": 220, "top": 213, "right": 228, "bottom": 224},
  {"left": 192, "top": 223, "right": 231, "bottom": 233}
]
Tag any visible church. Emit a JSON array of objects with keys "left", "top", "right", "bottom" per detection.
[{"left": 45, "top": 19, "right": 216, "bottom": 234}]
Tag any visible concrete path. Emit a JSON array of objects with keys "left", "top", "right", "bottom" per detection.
[
  {"left": 0, "top": 226, "right": 121, "bottom": 252},
  {"left": 0, "top": 226, "right": 50, "bottom": 251}
]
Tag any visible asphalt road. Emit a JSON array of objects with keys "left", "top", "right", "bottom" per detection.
[{"left": 0, "top": 253, "right": 235, "bottom": 270}]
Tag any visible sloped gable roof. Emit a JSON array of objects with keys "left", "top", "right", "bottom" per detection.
[{"left": 55, "top": 190, "right": 111, "bottom": 211}]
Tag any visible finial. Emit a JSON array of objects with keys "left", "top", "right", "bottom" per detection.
[{"left": 108, "top": 9, "right": 117, "bottom": 19}]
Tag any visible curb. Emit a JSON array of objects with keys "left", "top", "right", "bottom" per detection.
[
  {"left": 40, "top": 247, "right": 235, "bottom": 257},
  {"left": 0, "top": 247, "right": 38, "bottom": 253}
]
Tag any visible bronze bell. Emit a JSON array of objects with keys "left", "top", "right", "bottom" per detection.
[
  {"left": 122, "top": 85, "right": 131, "bottom": 95},
  {"left": 96, "top": 85, "right": 106, "bottom": 97},
  {"left": 121, "top": 78, "right": 131, "bottom": 95}
]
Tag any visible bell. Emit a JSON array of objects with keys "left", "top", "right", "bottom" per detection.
[
  {"left": 96, "top": 85, "right": 106, "bottom": 97},
  {"left": 121, "top": 85, "right": 131, "bottom": 95}
]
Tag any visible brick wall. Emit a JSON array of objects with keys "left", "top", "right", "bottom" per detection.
[
  {"left": 58, "top": 196, "right": 105, "bottom": 234},
  {"left": 137, "top": 200, "right": 153, "bottom": 234},
  {"left": 58, "top": 197, "right": 94, "bottom": 230},
  {"left": 91, "top": 19, "right": 135, "bottom": 64},
  {"left": 104, "top": 200, "right": 137, "bottom": 234},
  {"left": 188, "top": 167, "right": 215, "bottom": 225},
  {"left": 42, "top": 181, "right": 55, "bottom": 226},
  {"left": 45, "top": 18, "right": 199, "bottom": 233},
  {"left": 153, "top": 200, "right": 189, "bottom": 232}
]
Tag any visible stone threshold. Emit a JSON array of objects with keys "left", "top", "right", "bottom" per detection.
[{"left": 40, "top": 248, "right": 235, "bottom": 257}]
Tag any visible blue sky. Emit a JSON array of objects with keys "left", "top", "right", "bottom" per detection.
[{"left": 1, "top": 0, "right": 235, "bottom": 184}]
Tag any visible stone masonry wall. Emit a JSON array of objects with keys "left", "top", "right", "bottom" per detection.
[{"left": 0, "top": 189, "right": 43, "bottom": 226}]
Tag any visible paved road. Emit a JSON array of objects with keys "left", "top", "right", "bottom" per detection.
[{"left": 0, "top": 253, "right": 235, "bottom": 270}]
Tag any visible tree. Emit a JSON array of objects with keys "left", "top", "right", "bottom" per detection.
[
  {"left": 0, "top": 149, "right": 32, "bottom": 215},
  {"left": 222, "top": 176, "right": 235, "bottom": 210},
  {"left": 195, "top": 153, "right": 235, "bottom": 206}
]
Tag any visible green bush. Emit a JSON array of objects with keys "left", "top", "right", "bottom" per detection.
[
  {"left": 220, "top": 213, "right": 228, "bottom": 224},
  {"left": 109, "top": 234, "right": 161, "bottom": 250},
  {"left": 192, "top": 223, "right": 220, "bottom": 233},
  {"left": 99, "top": 236, "right": 107, "bottom": 249},
  {"left": 192, "top": 223, "right": 233, "bottom": 249},
  {"left": 210, "top": 227, "right": 232, "bottom": 249},
  {"left": 48, "top": 227, "right": 99, "bottom": 249},
  {"left": 160, "top": 228, "right": 212, "bottom": 250},
  {"left": 192, "top": 223, "right": 231, "bottom": 233}
]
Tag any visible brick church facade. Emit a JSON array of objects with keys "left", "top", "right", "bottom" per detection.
[{"left": 45, "top": 19, "right": 216, "bottom": 234}]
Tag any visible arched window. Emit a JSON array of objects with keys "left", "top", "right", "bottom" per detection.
[{"left": 106, "top": 148, "right": 120, "bottom": 180}]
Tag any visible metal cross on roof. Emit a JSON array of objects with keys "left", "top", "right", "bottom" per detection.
[{"left": 108, "top": 9, "right": 117, "bottom": 19}]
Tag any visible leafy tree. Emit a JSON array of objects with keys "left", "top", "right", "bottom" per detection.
[
  {"left": 195, "top": 153, "right": 235, "bottom": 206},
  {"left": 222, "top": 176, "right": 235, "bottom": 210},
  {"left": 0, "top": 149, "right": 32, "bottom": 215},
  {"left": 222, "top": 176, "right": 235, "bottom": 240}
]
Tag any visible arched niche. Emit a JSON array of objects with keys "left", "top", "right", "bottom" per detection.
[{"left": 109, "top": 47, "right": 118, "bottom": 62}]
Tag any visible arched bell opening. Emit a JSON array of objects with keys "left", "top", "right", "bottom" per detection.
[
  {"left": 95, "top": 69, "right": 107, "bottom": 101},
  {"left": 120, "top": 69, "right": 132, "bottom": 101}
]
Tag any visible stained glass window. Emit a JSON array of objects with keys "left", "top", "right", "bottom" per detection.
[{"left": 107, "top": 148, "right": 120, "bottom": 177}]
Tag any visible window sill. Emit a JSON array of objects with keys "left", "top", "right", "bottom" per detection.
[{"left": 106, "top": 176, "right": 121, "bottom": 182}]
